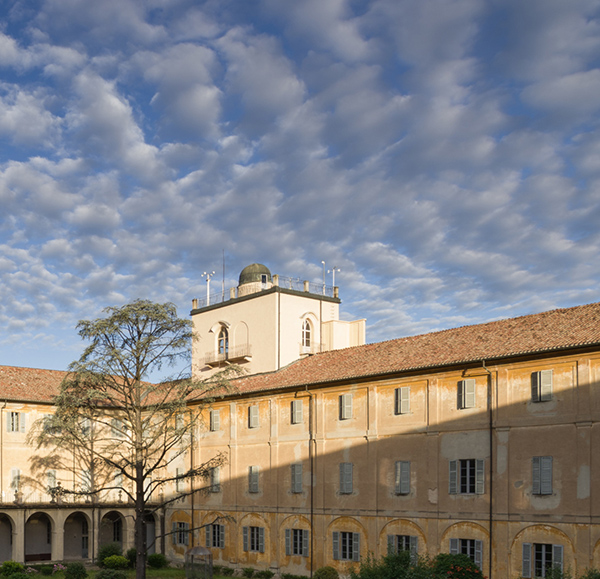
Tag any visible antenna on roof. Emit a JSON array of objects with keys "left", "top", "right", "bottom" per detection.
[
  {"left": 222, "top": 249, "right": 225, "bottom": 300},
  {"left": 203, "top": 271, "right": 216, "bottom": 305},
  {"left": 328, "top": 266, "right": 340, "bottom": 288}
]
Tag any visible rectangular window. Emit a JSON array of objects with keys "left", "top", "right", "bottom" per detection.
[
  {"left": 248, "top": 405, "right": 259, "bottom": 428},
  {"left": 176, "top": 468, "right": 185, "bottom": 493},
  {"left": 458, "top": 379, "right": 476, "bottom": 409},
  {"left": 394, "top": 387, "right": 410, "bottom": 415},
  {"left": 291, "top": 400, "right": 303, "bottom": 424},
  {"left": 172, "top": 522, "right": 190, "bottom": 546},
  {"left": 210, "top": 467, "right": 221, "bottom": 492},
  {"left": 242, "top": 526, "right": 265, "bottom": 552},
  {"left": 522, "top": 543, "right": 563, "bottom": 578},
  {"left": 209, "top": 410, "right": 220, "bottom": 431},
  {"left": 532, "top": 370, "right": 553, "bottom": 402},
  {"left": 81, "top": 469, "right": 92, "bottom": 492},
  {"left": 206, "top": 524, "right": 225, "bottom": 548},
  {"left": 111, "top": 418, "right": 125, "bottom": 438},
  {"left": 11, "top": 468, "right": 20, "bottom": 492},
  {"left": 395, "top": 461, "right": 411, "bottom": 495},
  {"left": 249, "top": 466, "right": 259, "bottom": 493},
  {"left": 339, "top": 394, "right": 352, "bottom": 420},
  {"left": 387, "top": 535, "right": 418, "bottom": 557},
  {"left": 339, "top": 462, "right": 353, "bottom": 494},
  {"left": 285, "top": 528, "right": 309, "bottom": 556},
  {"left": 8, "top": 411, "right": 25, "bottom": 433},
  {"left": 449, "top": 459, "right": 484, "bottom": 495},
  {"left": 291, "top": 463, "right": 303, "bottom": 494},
  {"left": 532, "top": 456, "right": 553, "bottom": 495},
  {"left": 450, "top": 539, "right": 483, "bottom": 569},
  {"left": 333, "top": 531, "right": 360, "bottom": 561}
]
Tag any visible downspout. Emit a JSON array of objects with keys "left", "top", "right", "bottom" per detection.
[
  {"left": 297, "top": 387, "right": 314, "bottom": 578},
  {"left": 190, "top": 410, "right": 195, "bottom": 548},
  {"left": 482, "top": 361, "right": 493, "bottom": 579},
  {"left": 1, "top": 400, "right": 5, "bottom": 501},
  {"left": 278, "top": 291, "right": 281, "bottom": 370}
]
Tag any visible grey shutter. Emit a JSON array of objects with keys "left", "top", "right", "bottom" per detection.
[
  {"left": 20, "top": 413, "right": 26, "bottom": 433},
  {"left": 449, "top": 460, "right": 458, "bottom": 494},
  {"left": 340, "top": 463, "right": 353, "bottom": 493},
  {"left": 553, "top": 544, "right": 563, "bottom": 572},
  {"left": 292, "top": 463, "right": 302, "bottom": 493},
  {"left": 340, "top": 394, "right": 352, "bottom": 420},
  {"left": 474, "top": 540, "right": 483, "bottom": 569},
  {"left": 465, "top": 379, "right": 476, "bottom": 408},
  {"left": 220, "top": 525, "right": 225, "bottom": 548},
  {"left": 540, "top": 369, "right": 553, "bottom": 401},
  {"left": 302, "top": 529, "right": 309, "bottom": 557},
  {"left": 333, "top": 532, "right": 340, "bottom": 560},
  {"left": 450, "top": 538, "right": 459, "bottom": 554},
  {"left": 285, "top": 529, "right": 291, "bottom": 556},
  {"left": 249, "top": 405, "right": 259, "bottom": 428},
  {"left": 541, "top": 456, "right": 553, "bottom": 494},
  {"left": 475, "top": 459, "right": 485, "bottom": 494},
  {"left": 532, "top": 456, "right": 541, "bottom": 494},
  {"left": 522, "top": 543, "right": 532, "bottom": 578},
  {"left": 409, "top": 536, "right": 418, "bottom": 563},
  {"left": 400, "top": 461, "right": 410, "bottom": 495},
  {"left": 249, "top": 466, "right": 259, "bottom": 493},
  {"left": 210, "top": 410, "right": 220, "bottom": 431},
  {"left": 400, "top": 387, "right": 410, "bottom": 414},
  {"left": 352, "top": 533, "right": 360, "bottom": 561},
  {"left": 387, "top": 535, "right": 395, "bottom": 554},
  {"left": 532, "top": 372, "right": 540, "bottom": 402},
  {"left": 184, "top": 523, "right": 190, "bottom": 546},
  {"left": 243, "top": 526, "right": 248, "bottom": 551},
  {"left": 206, "top": 525, "right": 211, "bottom": 547},
  {"left": 259, "top": 527, "right": 265, "bottom": 553},
  {"left": 292, "top": 400, "right": 303, "bottom": 424},
  {"left": 458, "top": 382, "right": 464, "bottom": 409},
  {"left": 172, "top": 523, "right": 177, "bottom": 545}
]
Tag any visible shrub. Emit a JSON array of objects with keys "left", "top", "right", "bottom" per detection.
[
  {"left": 126, "top": 548, "right": 136, "bottom": 569},
  {"left": 147, "top": 553, "right": 169, "bottom": 570},
  {"left": 282, "top": 574, "right": 309, "bottom": 579},
  {"left": 7, "top": 574, "right": 28, "bottom": 579},
  {"left": 52, "top": 565, "right": 66, "bottom": 575},
  {"left": 97, "top": 543, "right": 123, "bottom": 568},
  {"left": 243, "top": 568, "right": 255, "bottom": 578},
  {"left": 39, "top": 567, "right": 52, "bottom": 577},
  {"left": 579, "top": 570, "right": 600, "bottom": 579},
  {"left": 102, "top": 556, "right": 129, "bottom": 571},
  {"left": 1, "top": 561, "right": 25, "bottom": 576},
  {"left": 313, "top": 567, "right": 339, "bottom": 579},
  {"left": 431, "top": 554, "right": 483, "bottom": 579},
  {"left": 255, "top": 572, "right": 274, "bottom": 579},
  {"left": 94, "top": 571, "right": 127, "bottom": 579},
  {"left": 64, "top": 562, "right": 87, "bottom": 579},
  {"left": 220, "top": 567, "right": 235, "bottom": 576}
]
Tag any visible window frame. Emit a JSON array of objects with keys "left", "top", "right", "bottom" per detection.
[
  {"left": 339, "top": 462, "right": 353, "bottom": 494},
  {"left": 450, "top": 538, "right": 483, "bottom": 570},
  {"left": 449, "top": 459, "right": 484, "bottom": 495},
  {"left": 285, "top": 528, "right": 309, "bottom": 557},
  {"left": 339, "top": 393, "right": 352, "bottom": 420},
  {"left": 522, "top": 543, "right": 563, "bottom": 578},
  {"left": 243, "top": 526, "right": 265, "bottom": 553},
  {"left": 457, "top": 379, "right": 476, "bottom": 409},
  {"left": 248, "top": 405, "right": 259, "bottom": 429},
  {"left": 209, "top": 409, "right": 220, "bottom": 432},
  {"left": 172, "top": 522, "right": 190, "bottom": 546},
  {"left": 532, "top": 456, "right": 553, "bottom": 495},
  {"left": 206, "top": 523, "right": 225, "bottom": 548},
  {"left": 291, "top": 399, "right": 303, "bottom": 424},
  {"left": 291, "top": 463, "right": 303, "bottom": 494},
  {"left": 302, "top": 319, "right": 312, "bottom": 349},
  {"left": 532, "top": 370, "right": 553, "bottom": 402},
  {"left": 249, "top": 465, "right": 260, "bottom": 493},
  {"left": 394, "top": 461, "right": 411, "bottom": 495},
  {"left": 333, "top": 531, "right": 360, "bottom": 561},
  {"left": 394, "top": 387, "right": 410, "bottom": 415}
]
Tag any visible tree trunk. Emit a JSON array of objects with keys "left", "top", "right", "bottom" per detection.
[{"left": 135, "top": 462, "right": 147, "bottom": 579}]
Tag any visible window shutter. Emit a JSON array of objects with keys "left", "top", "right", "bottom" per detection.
[
  {"left": 340, "top": 463, "right": 353, "bottom": 493},
  {"left": 476, "top": 459, "right": 485, "bottom": 494},
  {"left": 206, "top": 525, "right": 211, "bottom": 547},
  {"left": 340, "top": 394, "right": 352, "bottom": 420},
  {"left": 400, "top": 387, "right": 410, "bottom": 414},
  {"left": 171, "top": 523, "right": 177, "bottom": 545},
  {"left": 553, "top": 544, "right": 563, "bottom": 572},
  {"left": 465, "top": 379, "right": 476, "bottom": 408},
  {"left": 387, "top": 535, "right": 395, "bottom": 554},
  {"left": 302, "top": 529, "right": 309, "bottom": 557},
  {"left": 474, "top": 540, "right": 483, "bottom": 569},
  {"left": 541, "top": 456, "right": 553, "bottom": 495},
  {"left": 400, "top": 461, "right": 410, "bottom": 495},
  {"left": 449, "top": 538, "right": 459, "bottom": 554},
  {"left": 6, "top": 414, "right": 10, "bottom": 432},
  {"left": 292, "top": 464, "right": 302, "bottom": 493},
  {"left": 259, "top": 527, "right": 265, "bottom": 553},
  {"left": 458, "top": 382, "right": 464, "bottom": 409},
  {"left": 11, "top": 468, "right": 20, "bottom": 491},
  {"left": 220, "top": 525, "right": 225, "bottom": 548},
  {"left": 532, "top": 456, "right": 541, "bottom": 494},
  {"left": 522, "top": 543, "right": 532, "bottom": 578},
  {"left": 210, "top": 410, "right": 220, "bottom": 431},
  {"left": 285, "top": 529, "right": 291, "bottom": 556},
  {"left": 540, "top": 369, "right": 553, "bottom": 401},
  {"left": 352, "top": 533, "right": 360, "bottom": 562},
  {"left": 242, "top": 526, "right": 248, "bottom": 552},
  {"left": 184, "top": 523, "right": 190, "bottom": 546},
  {"left": 531, "top": 372, "right": 540, "bottom": 402},
  {"left": 409, "top": 536, "right": 418, "bottom": 557},
  {"left": 249, "top": 405, "right": 259, "bottom": 428},
  {"left": 20, "top": 413, "right": 26, "bottom": 433},
  {"left": 249, "top": 466, "right": 259, "bottom": 493},
  {"left": 292, "top": 400, "right": 303, "bottom": 424},
  {"left": 449, "top": 460, "right": 458, "bottom": 494},
  {"left": 333, "top": 532, "right": 340, "bottom": 560}
]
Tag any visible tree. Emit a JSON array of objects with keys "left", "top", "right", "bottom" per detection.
[{"left": 30, "top": 300, "right": 239, "bottom": 579}]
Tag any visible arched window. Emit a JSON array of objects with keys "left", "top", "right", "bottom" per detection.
[
  {"left": 302, "top": 320, "right": 311, "bottom": 349},
  {"left": 218, "top": 327, "right": 229, "bottom": 356}
]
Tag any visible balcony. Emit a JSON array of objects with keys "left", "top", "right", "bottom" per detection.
[
  {"left": 204, "top": 344, "right": 252, "bottom": 367},
  {"left": 299, "top": 342, "right": 325, "bottom": 356}
]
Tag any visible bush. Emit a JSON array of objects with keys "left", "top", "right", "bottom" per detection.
[
  {"left": 39, "top": 567, "right": 52, "bottom": 577},
  {"left": 579, "top": 570, "right": 600, "bottom": 579},
  {"left": 7, "top": 574, "right": 28, "bottom": 579},
  {"left": 147, "top": 553, "right": 169, "bottom": 570},
  {"left": 98, "top": 544, "right": 123, "bottom": 568},
  {"left": 126, "top": 548, "right": 136, "bottom": 569},
  {"left": 102, "top": 556, "right": 129, "bottom": 571},
  {"left": 64, "top": 562, "right": 87, "bottom": 579},
  {"left": 255, "top": 572, "right": 274, "bottom": 579},
  {"left": 282, "top": 574, "right": 309, "bottom": 579},
  {"left": 431, "top": 554, "right": 483, "bottom": 579},
  {"left": 1, "top": 561, "right": 25, "bottom": 576},
  {"left": 313, "top": 567, "right": 339, "bottom": 579},
  {"left": 94, "top": 571, "right": 127, "bottom": 579},
  {"left": 220, "top": 567, "right": 235, "bottom": 576},
  {"left": 243, "top": 568, "right": 255, "bottom": 578}
]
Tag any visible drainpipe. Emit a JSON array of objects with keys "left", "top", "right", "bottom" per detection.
[
  {"left": 482, "top": 361, "right": 493, "bottom": 579},
  {"left": 1, "top": 400, "right": 6, "bottom": 501},
  {"left": 190, "top": 410, "right": 195, "bottom": 548}
]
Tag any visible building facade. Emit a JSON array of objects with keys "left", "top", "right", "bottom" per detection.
[{"left": 1, "top": 273, "right": 600, "bottom": 578}]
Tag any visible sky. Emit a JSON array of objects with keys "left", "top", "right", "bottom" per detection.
[{"left": 1, "top": 0, "right": 600, "bottom": 376}]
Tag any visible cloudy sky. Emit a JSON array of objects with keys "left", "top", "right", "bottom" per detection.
[{"left": 1, "top": 0, "right": 599, "bottom": 374}]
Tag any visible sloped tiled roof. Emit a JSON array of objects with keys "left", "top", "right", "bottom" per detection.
[
  {"left": 3, "top": 301, "right": 600, "bottom": 403},
  {"left": 228, "top": 301, "right": 600, "bottom": 396}
]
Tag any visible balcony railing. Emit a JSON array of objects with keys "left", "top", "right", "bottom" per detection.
[
  {"left": 299, "top": 342, "right": 326, "bottom": 356},
  {"left": 204, "top": 344, "right": 252, "bottom": 366}
]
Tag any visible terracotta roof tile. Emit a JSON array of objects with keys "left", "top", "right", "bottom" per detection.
[{"left": 0, "top": 366, "right": 66, "bottom": 403}]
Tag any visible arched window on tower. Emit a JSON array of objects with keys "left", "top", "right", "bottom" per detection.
[
  {"left": 218, "top": 327, "right": 229, "bottom": 357},
  {"left": 302, "top": 320, "right": 311, "bottom": 351}
]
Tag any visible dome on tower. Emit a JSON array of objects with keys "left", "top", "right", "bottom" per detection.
[{"left": 238, "top": 263, "right": 272, "bottom": 286}]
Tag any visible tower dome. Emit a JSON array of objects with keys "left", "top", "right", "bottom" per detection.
[{"left": 238, "top": 263, "right": 273, "bottom": 297}]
